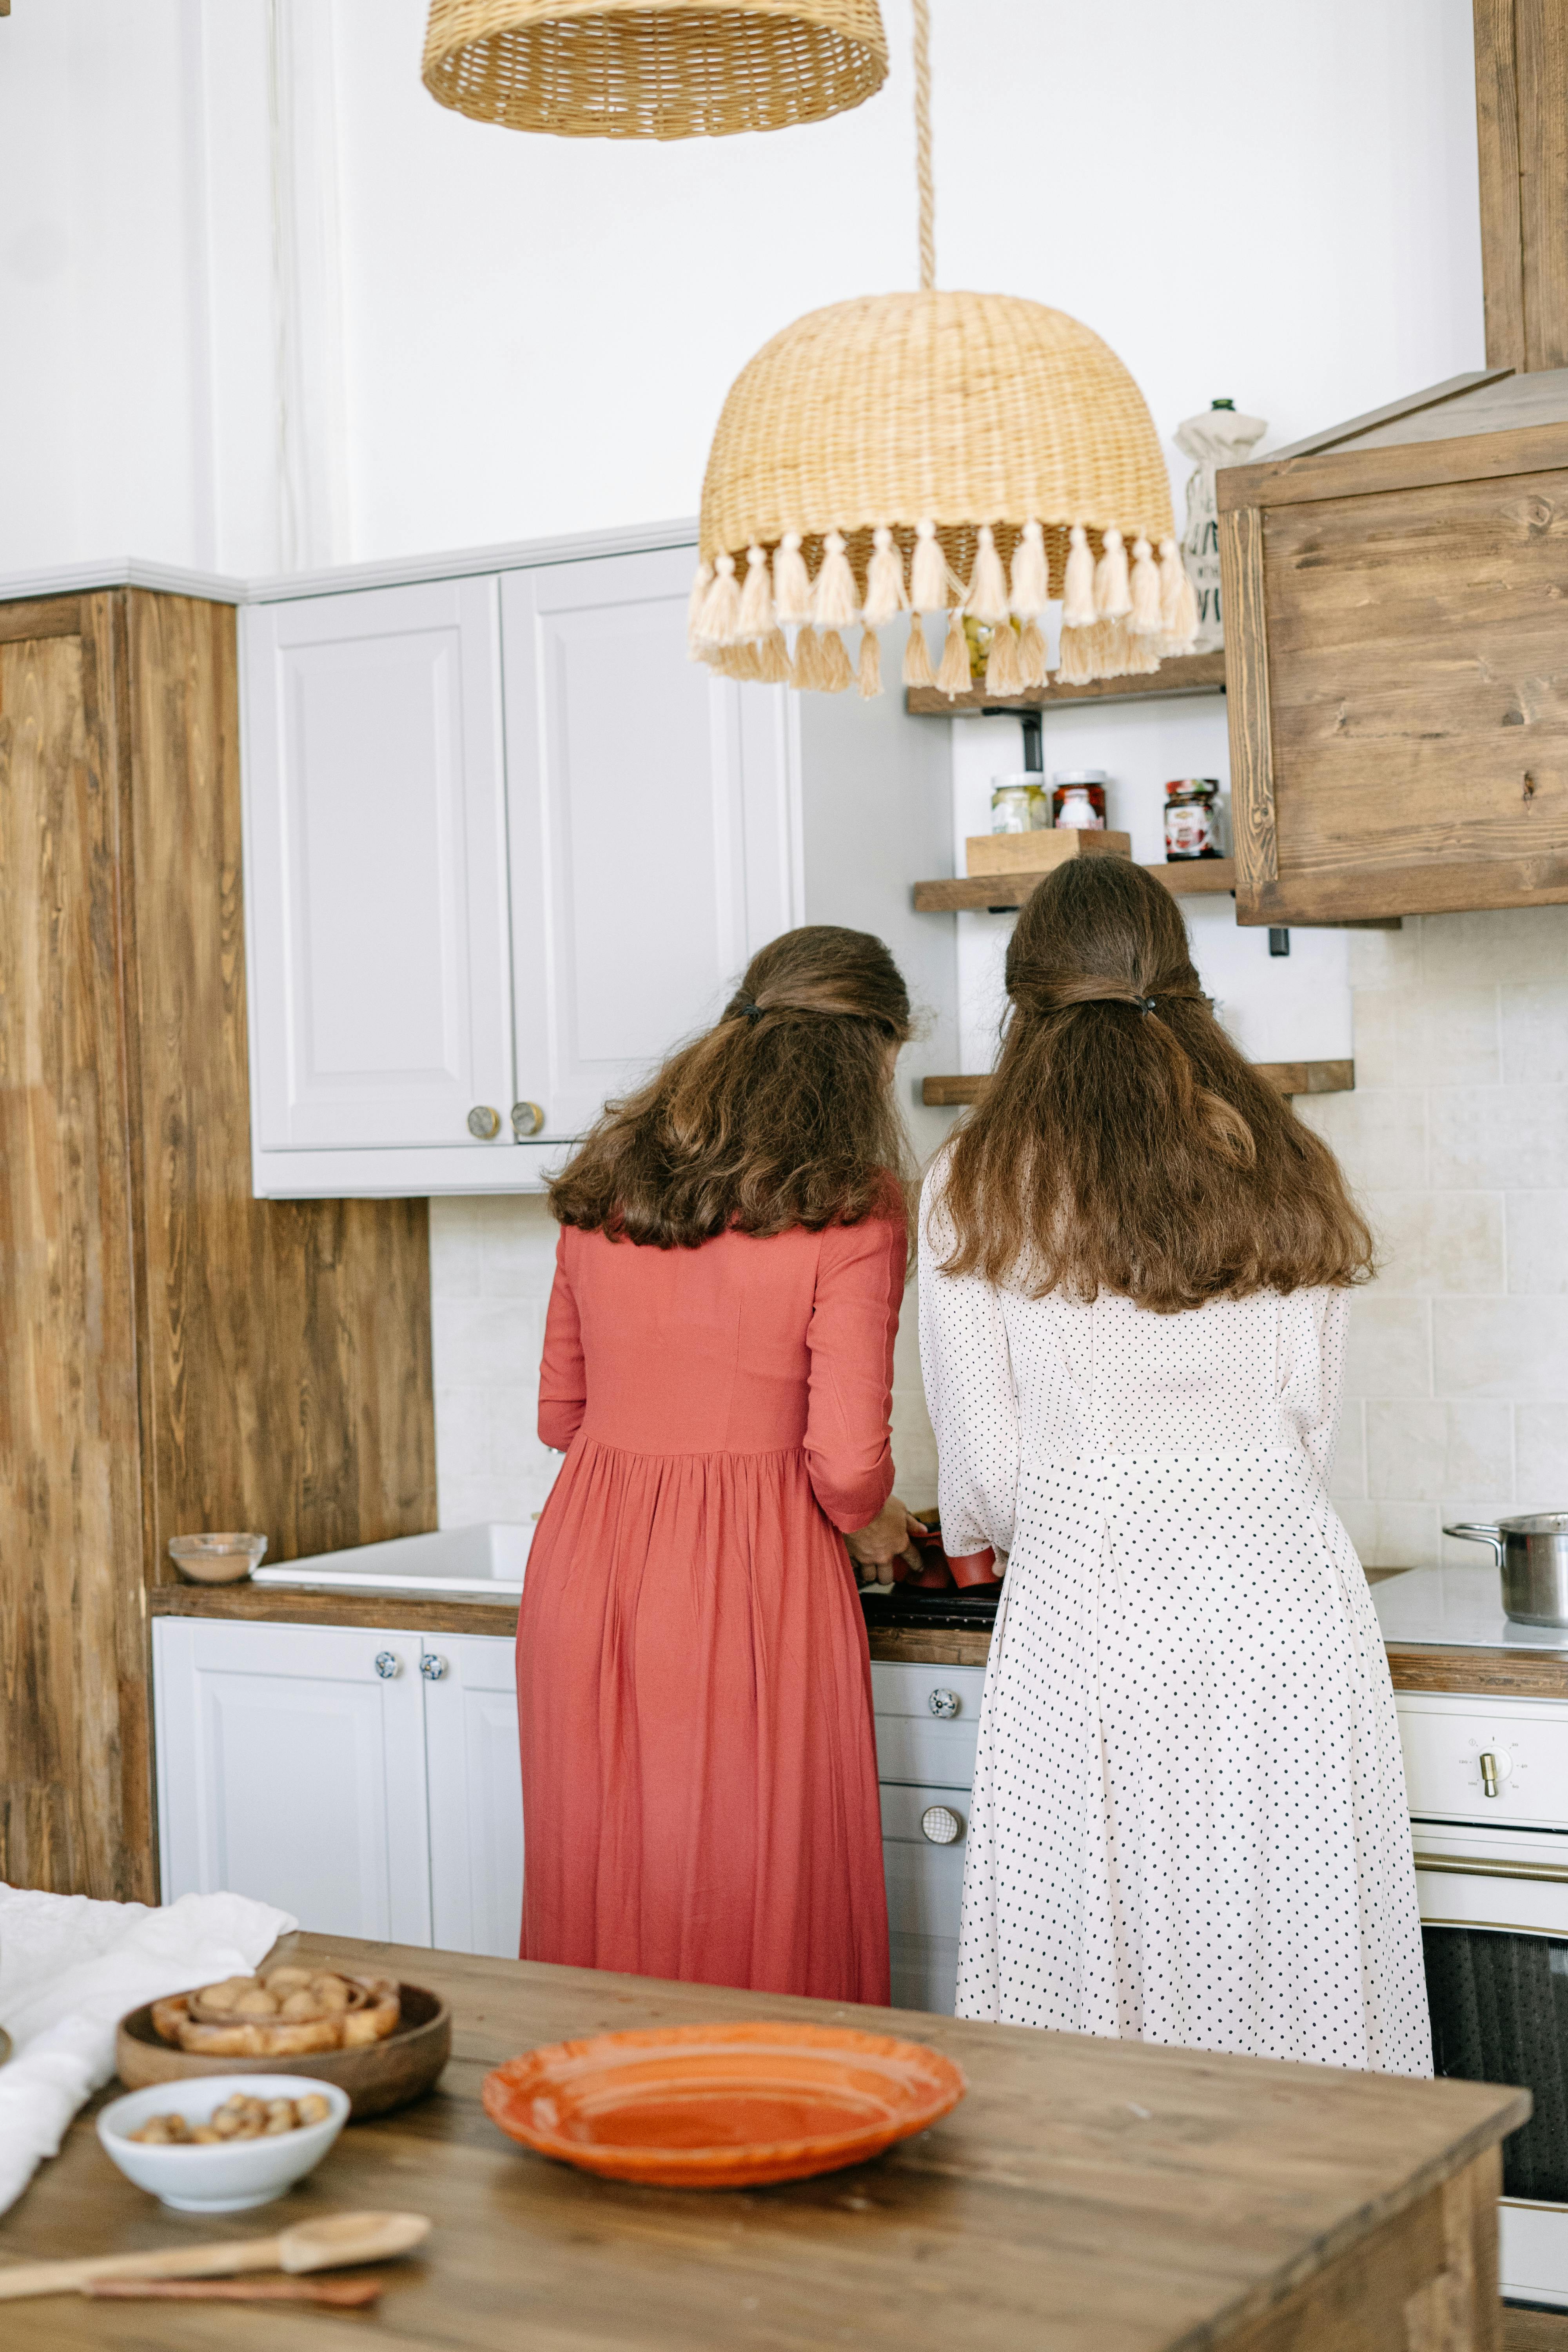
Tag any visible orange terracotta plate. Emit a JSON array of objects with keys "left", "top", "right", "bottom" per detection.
[{"left": 482, "top": 2020, "right": 966, "bottom": 2189}]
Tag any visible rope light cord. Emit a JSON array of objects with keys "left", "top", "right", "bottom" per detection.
[{"left": 912, "top": 0, "right": 935, "bottom": 292}]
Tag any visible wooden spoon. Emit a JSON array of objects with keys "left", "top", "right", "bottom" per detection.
[{"left": 0, "top": 2210, "right": 429, "bottom": 2301}]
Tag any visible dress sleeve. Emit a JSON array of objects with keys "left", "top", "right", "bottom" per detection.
[
  {"left": 918, "top": 1158, "right": 1019, "bottom": 1565},
  {"left": 1287, "top": 1286, "right": 1349, "bottom": 1490},
  {"left": 803, "top": 1214, "right": 905, "bottom": 1532},
  {"left": 537, "top": 1229, "right": 588, "bottom": 1453}
]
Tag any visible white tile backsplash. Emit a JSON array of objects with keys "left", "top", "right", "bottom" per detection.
[{"left": 1299, "top": 905, "right": 1568, "bottom": 1569}]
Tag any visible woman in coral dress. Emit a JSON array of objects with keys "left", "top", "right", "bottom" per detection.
[{"left": 517, "top": 926, "right": 921, "bottom": 2002}]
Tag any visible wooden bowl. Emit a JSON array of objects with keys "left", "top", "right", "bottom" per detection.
[
  {"left": 483, "top": 2021, "right": 966, "bottom": 2189},
  {"left": 115, "top": 1982, "right": 450, "bottom": 2120}
]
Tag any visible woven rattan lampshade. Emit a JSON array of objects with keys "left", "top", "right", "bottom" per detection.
[
  {"left": 689, "top": 2, "right": 1194, "bottom": 698},
  {"left": 423, "top": 0, "right": 887, "bottom": 138}
]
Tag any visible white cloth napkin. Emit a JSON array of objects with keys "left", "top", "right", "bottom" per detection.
[{"left": 0, "top": 1882, "right": 296, "bottom": 2216}]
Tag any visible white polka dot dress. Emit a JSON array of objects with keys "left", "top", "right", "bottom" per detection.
[{"left": 918, "top": 1159, "right": 1432, "bottom": 2075}]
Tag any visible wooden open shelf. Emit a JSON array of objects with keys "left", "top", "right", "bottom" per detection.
[
  {"left": 914, "top": 858, "right": 1236, "bottom": 913},
  {"left": 905, "top": 649, "right": 1227, "bottom": 717},
  {"left": 924, "top": 1060, "right": 1354, "bottom": 1107}
]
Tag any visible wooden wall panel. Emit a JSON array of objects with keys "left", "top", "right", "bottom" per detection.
[
  {"left": 122, "top": 592, "right": 436, "bottom": 1574},
  {"left": 1475, "top": 0, "right": 1568, "bottom": 373},
  {"left": 0, "top": 612, "right": 152, "bottom": 1900}
]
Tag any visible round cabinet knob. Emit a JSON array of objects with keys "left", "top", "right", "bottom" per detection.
[
  {"left": 927, "top": 1688, "right": 961, "bottom": 1720},
  {"left": 467, "top": 1105, "right": 502, "bottom": 1140},
  {"left": 373, "top": 1651, "right": 399, "bottom": 1680},
  {"left": 419, "top": 1652, "right": 448, "bottom": 1682},
  {"left": 921, "top": 1804, "right": 964, "bottom": 1845},
  {"left": 511, "top": 1100, "right": 546, "bottom": 1140}
]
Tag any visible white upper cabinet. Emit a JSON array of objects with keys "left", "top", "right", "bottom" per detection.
[
  {"left": 502, "top": 549, "right": 798, "bottom": 1141},
  {"left": 241, "top": 536, "right": 800, "bottom": 1196},
  {"left": 243, "top": 578, "right": 515, "bottom": 1183}
]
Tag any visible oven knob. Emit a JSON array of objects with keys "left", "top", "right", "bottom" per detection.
[
  {"left": 927, "top": 1689, "right": 960, "bottom": 1719},
  {"left": 921, "top": 1806, "right": 964, "bottom": 1845},
  {"left": 1479, "top": 1747, "right": 1512, "bottom": 1797}
]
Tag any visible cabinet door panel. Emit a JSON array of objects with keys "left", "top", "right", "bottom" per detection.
[
  {"left": 152, "top": 1621, "right": 432, "bottom": 1945},
  {"left": 243, "top": 579, "right": 514, "bottom": 1150},
  {"left": 880, "top": 1781, "right": 970, "bottom": 2017},
  {"left": 424, "top": 1635, "right": 524, "bottom": 1958},
  {"left": 502, "top": 551, "right": 797, "bottom": 1139}
]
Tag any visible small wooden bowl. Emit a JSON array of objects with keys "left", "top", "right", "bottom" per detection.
[{"left": 115, "top": 1982, "right": 450, "bottom": 2120}]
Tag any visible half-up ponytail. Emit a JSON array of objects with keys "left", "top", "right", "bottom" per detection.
[
  {"left": 551, "top": 926, "right": 913, "bottom": 1249},
  {"left": 938, "top": 860, "right": 1372, "bottom": 1311}
]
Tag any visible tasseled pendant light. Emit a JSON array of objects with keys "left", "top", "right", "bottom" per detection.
[
  {"left": 423, "top": 0, "right": 888, "bottom": 138},
  {"left": 691, "top": 0, "right": 1198, "bottom": 698}
]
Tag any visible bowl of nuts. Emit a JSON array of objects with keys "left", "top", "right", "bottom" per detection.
[{"left": 96, "top": 2075, "right": 349, "bottom": 2211}]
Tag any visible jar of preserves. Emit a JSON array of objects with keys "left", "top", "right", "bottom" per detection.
[
  {"left": 990, "top": 781, "right": 1036, "bottom": 834},
  {"left": 1163, "top": 778, "right": 1221, "bottom": 859},
  {"left": 1051, "top": 770, "right": 1108, "bottom": 829}
]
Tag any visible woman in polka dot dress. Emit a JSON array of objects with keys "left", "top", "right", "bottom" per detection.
[{"left": 920, "top": 860, "right": 1430, "bottom": 2072}]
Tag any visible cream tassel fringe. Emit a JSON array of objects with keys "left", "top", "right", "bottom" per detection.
[
  {"left": 688, "top": 561, "right": 713, "bottom": 656},
  {"left": 812, "top": 532, "right": 860, "bottom": 631},
  {"left": 1061, "top": 525, "right": 1096, "bottom": 628},
  {"left": 911, "top": 519, "right": 947, "bottom": 613},
  {"left": 984, "top": 619, "right": 1021, "bottom": 696},
  {"left": 857, "top": 627, "right": 883, "bottom": 699},
  {"left": 773, "top": 532, "right": 813, "bottom": 626},
  {"left": 862, "top": 526, "right": 907, "bottom": 628},
  {"left": 1129, "top": 537, "right": 1163, "bottom": 637},
  {"left": 712, "top": 639, "right": 761, "bottom": 681},
  {"left": 1054, "top": 622, "right": 1098, "bottom": 685},
  {"left": 696, "top": 553, "right": 742, "bottom": 646},
  {"left": 935, "top": 608, "right": 971, "bottom": 698},
  {"left": 902, "top": 614, "right": 936, "bottom": 687},
  {"left": 965, "top": 525, "right": 1011, "bottom": 626},
  {"left": 819, "top": 626, "right": 854, "bottom": 693},
  {"left": 1017, "top": 617, "right": 1049, "bottom": 689},
  {"left": 1009, "top": 519, "right": 1049, "bottom": 617},
  {"left": 1159, "top": 537, "right": 1200, "bottom": 652},
  {"left": 738, "top": 544, "right": 775, "bottom": 640},
  {"left": 755, "top": 628, "right": 792, "bottom": 684},
  {"left": 1093, "top": 528, "right": 1131, "bottom": 622},
  {"left": 791, "top": 625, "right": 825, "bottom": 691}
]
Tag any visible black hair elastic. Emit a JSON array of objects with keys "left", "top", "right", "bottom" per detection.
[
  {"left": 737, "top": 999, "right": 764, "bottom": 1024},
  {"left": 1139, "top": 996, "right": 1158, "bottom": 1016}
]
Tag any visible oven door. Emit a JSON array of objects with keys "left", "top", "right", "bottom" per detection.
[{"left": 1416, "top": 1825, "right": 1568, "bottom": 2308}]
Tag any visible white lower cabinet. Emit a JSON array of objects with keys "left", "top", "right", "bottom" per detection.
[
  {"left": 872, "top": 1662, "right": 986, "bottom": 2016},
  {"left": 154, "top": 1624, "right": 983, "bottom": 2005}
]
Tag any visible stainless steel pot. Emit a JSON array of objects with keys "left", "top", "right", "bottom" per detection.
[{"left": 1444, "top": 1513, "right": 1568, "bottom": 1626}]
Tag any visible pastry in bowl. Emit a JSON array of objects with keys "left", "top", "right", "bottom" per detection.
[{"left": 151, "top": 1968, "right": 400, "bottom": 2058}]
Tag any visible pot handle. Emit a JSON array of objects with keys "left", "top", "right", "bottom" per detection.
[{"left": 1444, "top": 1521, "right": 1506, "bottom": 1570}]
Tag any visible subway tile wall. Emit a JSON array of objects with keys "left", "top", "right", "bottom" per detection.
[
  {"left": 428, "top": 1196, "right": 940, "bottom": 1531},
  {"left": 1296, "top": 906, "right": 1568, "bottom": 1569}
]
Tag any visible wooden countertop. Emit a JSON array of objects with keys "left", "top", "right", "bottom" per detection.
[{"left": 0, "top": 1932, "right": 1524, "bottom": 2351}]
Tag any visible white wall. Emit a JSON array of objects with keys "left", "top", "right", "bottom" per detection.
[{"left": 0, "top": 0, "right": 1482, "bottom": 577}]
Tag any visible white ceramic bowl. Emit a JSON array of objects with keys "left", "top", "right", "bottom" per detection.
[{"left": 97, "top": 2074, "right": 349, "bottom": 2212}]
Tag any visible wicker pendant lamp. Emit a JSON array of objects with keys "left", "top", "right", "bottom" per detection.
[
  {"left": 691, "top": 0, "right": 1196, "bottom": 699},
  {"left": 423, "top": 0, "right": 887, "bottom": 138}
]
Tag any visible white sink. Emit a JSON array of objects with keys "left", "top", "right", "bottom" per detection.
[{"left": 251, "top": 1522, "right": 530, "bottom": 1599}]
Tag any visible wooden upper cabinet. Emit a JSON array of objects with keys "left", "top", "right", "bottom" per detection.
[{"left": 1217, "top": 372, "right": 1568, "bottom": 923}]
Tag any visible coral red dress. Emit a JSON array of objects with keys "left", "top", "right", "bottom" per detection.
[{"left": 516, "top": 1214, "right": 900, "bottom": 2003}]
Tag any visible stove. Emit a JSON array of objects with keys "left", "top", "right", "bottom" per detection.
[{"left": 858, "top": 1583, "right": 1000, "bottom": 1632}]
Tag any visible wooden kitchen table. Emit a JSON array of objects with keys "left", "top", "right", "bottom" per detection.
[{"left": 0, "top": 1933, "right": 1527, "bottom": 2352}]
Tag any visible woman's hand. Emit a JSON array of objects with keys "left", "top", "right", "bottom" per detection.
[{"left": 845, "top": 1493, "right": 925, "bottom": 1575}]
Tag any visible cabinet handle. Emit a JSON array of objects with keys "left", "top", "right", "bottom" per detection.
[
  {"left": 511, "top": 1101, "right": 546, "bottom": 1140},
  {"left": 921, "top": 1805, "right": 964, "bottom": 1845},
  {"left": 927, "top": 1689, "right": 960, "bottom": 1720},
  {"left": 467, "top": 1105, "right": 502, "bottom": 1140},
  {"left": 1480, "top": 1750, "right": 1500, "bottom": 1797},
  {"left": 420, "top": 1653, "right": 448, "bottom": 1682},
  {"left": 374, "top": 1651, "right": 399, "bottom": 1680}
]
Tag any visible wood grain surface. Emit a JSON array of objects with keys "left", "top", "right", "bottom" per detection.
[
  {"left": 1513, "top": 0, "right": 1568, "bottom": 372},
  {"left": 122, "top": 593, "right": 436, "bottom": 1577},
  {"left": 1475, "top": 0, "right": 1529, "bottom": 372},
  {"left": 1216, "top": 418, "right": 1568, "bottom": 515},
  {"left": 0, "top": 1933, "right": 1525, "bottom": 2352},
  {"left": 0, "top": 603, "right": 149, "bottom": 1900},
  {"left": 904, "top": 648, "right": 1226, "bottom": 717},
  {"left": 1387, "top": 1643, "right": 1568, "bottom": 1699},
  {"left": 913, "top": 858, "right": 1238, "bottom": 912},
  {"left": 1218, "top": 506, "right": 1278, "bottom": 910},
  {"left": 920, "top": 1060, "right": 1353, "bottom": 1108},
  {"left": 0, "top": 587, "right": 438, "bottom": 1902}
]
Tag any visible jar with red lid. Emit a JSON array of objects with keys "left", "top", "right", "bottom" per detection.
[{"left": 1163, "top": 778, "right": 1221, "bottom": 860}]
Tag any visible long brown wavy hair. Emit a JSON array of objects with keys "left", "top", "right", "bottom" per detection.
[
  {"left": 550, "top": 926, "right": 914, "bottom": 1249},
  {"left": 937, "top": 859, "right": 1373, "bottom": 1311}
]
